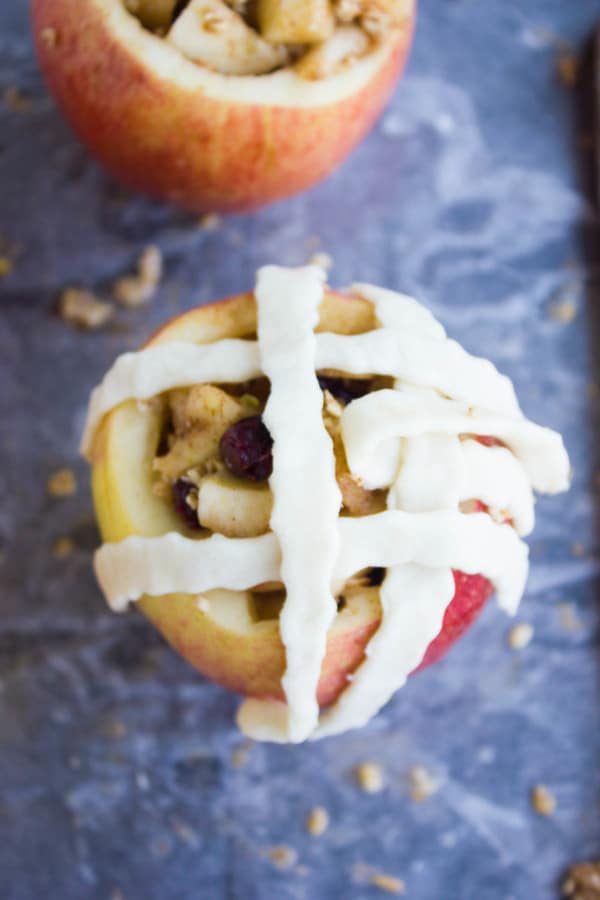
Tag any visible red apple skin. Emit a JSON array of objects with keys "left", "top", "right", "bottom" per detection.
[
  {"left": 92, "top": 289, "right": 494, "bottom": 709},
  {"left": 31, "top": 0, "right": 416, "bottom": 213}
]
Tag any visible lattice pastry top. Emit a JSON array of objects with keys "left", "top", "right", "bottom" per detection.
[{"left": 82, "top": 265, "right": 569, "bottom": 743}]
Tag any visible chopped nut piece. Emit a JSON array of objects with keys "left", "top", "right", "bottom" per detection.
[
  {"left": 0, "top": 256, "right": 13, "bottom": 277},
  {"left": 408, "top": 765, "right": 439, "bottom": 802},
  {"left": 306, "top": 806, "right": 330, "bottom": 836},
  {"left": 562, "top": 862, "right": 600, "bottom": 899},
  {"left": 572, "top": 542, "right": 585, "bottom": 557},
  {"left": 40, "top": 27, "right": 58, "bottom": 48},
  {"left": 370, "top": 872, "right": 406, "bottom": 894},
  {"left": 47, "top": 468, "right": 77, "bottom": 498},
  {"left": 356, "top": 761, "right": 384, "bottom": 793},
  {"left": 198, "top": 212, "right": 222, "bottom": 231},
  {"left": 266, "top": 845, "right": 298, "bottom": 870},
  {"left": 549, "top": 299, "right": 577, "bottom": 323},
  {"left": 113, "top": 276, "right": 156, "bottom": 308},
  {"left": 138, "top": 244, "right": 163, "bottom": 285},
  {"left": 59, "top": 288, "right": 113, "bottom": 329},
  {"left": 308, "top": 251, "right": 333, "bottom": 271},
  {"left": 52, "top": 536, "right": 74, "bottom": 559},
  {"left": 113, "top": 245, "right": 162, "bottom": 308},
  {"left": 531, "top": 784, "right": 556, "bottom": 817},
  {"left": 507, "top": 622, "right": 534, "bottom": 650}
]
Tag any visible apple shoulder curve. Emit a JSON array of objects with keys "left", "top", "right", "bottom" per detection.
[
  {"left": 32, "top": 0, "right": 416, "bottom": 212},
  {"left": 83, "top": 264, "right": 570, "bottom": 743}
]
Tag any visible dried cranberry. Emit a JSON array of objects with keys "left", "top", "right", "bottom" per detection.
[
  {"left": 367, "top": 567, "right": 386, "bottom": 587},
  {"left": 219, "top": 416, "right": 273, "bottom": 482},
  {"left": 317, "top": 375, "right": 372, "bottom": 404},
  {"left": 172, "top": 479, "right": 200, "bottom": 530}
]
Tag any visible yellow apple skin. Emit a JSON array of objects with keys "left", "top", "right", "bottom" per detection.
[
  {"left": 90, "top": 291, "right": 493, "bottom": 706},
  {"left": 91, "top": 291, "right": 381, "bottom": 706},
  {"left": 31, "top": 0, "right": 416, "bottom": 212}
]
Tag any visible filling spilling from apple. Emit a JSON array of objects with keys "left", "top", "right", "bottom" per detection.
[{"left": 123, "top": 0, "right": 404, "bottom": 78}]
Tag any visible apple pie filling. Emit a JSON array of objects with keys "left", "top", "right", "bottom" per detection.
[{"left": 122, "top": 0, "right": 409, "bottom": 78}]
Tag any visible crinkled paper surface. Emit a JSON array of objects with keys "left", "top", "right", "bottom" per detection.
[{"left": 1, "top": 1, "right": 599, "bottom": 897}]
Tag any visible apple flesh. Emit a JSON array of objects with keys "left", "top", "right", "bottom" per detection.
[
  {"left": 90, "top": 290, "right": 494, "bottom": 707},
  {"left": 31, "top": 0, "right": 416, "bottom": 212}
]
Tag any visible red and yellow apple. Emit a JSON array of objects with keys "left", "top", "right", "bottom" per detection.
[
  {"left": 90, "top": 290, "right": 494, "bottom": 707},
  {"left": 31, "top": 0, "right": 416, "bottom": 213}
]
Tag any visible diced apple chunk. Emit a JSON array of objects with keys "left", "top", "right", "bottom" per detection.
[
  {"left": 125, "top": 0, "right": 179, "bottom": 30},
  {"left": 167, "top": 0, "right": 289, "bottom": 75},
  {"left": 154, "top": 385, "right": 253, "bottom": 481},
  {"left": 257, "top": 0, "right": 335, "bottom": 45},
  {"left": 197, "top": 473, "right": 273, "bottom": 537},
  {"left": 294, "top": 26, "right": 370, "bottom": 80}
]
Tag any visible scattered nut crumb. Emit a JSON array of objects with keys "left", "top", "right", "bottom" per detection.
[
  {"left": 230, "top": 740, "right": 253, "bottom": 769},
  {"left": 2, "top": 87, "right": 31, "bottom": 112},
  {"left": 408, "top": 765, "right": 439, "bottom": 802},
  {"left": 531, "top": 784, "right": 556, "bottom": 817},
  {"left": 308, "top": 251, "right": 333, "bottom": 271},
  {"left": 113, "top": 276, "right": 156, "bottom": 308},
  {"left": 59, "top": 288, "right": 113, "bottom": 329},
  {"left": 138, "top": 244, "right": 163, "bottom": 284},
  {"left": 370, "top": 872, "right": 406, "bottom": 894},
  {"left": 557, "top": 602, "right": 583, "bottom": 633},
  {"left": 47, "top": 468, "right": 77, "bottom": 497},
  {"left": 0, "top": 256, "right": 13, "bottom": 277},
  {"left": 356, "top": 761, "right": 384, "bottom": 793},
  {"left": 507, "top": 622, "right": 534, "bottom": 650},
  {"left": 40, "top": 27, "right": 58, "bottom": 48},
  {"left": 52, "top": 536, "right": 74, "bottom": 559},
  {"left": 562, "top": 861, "right": 600, "bottom": 899},
  {"left": 571, "top": 542, "right": 585, "bottom": 557},
  {"left": 113, "top": 244, "right": 163, "bottom": 308},
  {"left": 306, "top": 806, "right": 329, "bottom": 836},
  {"left": 549, "top": 299, "right": 577, "bottom": 323},
  {"left": 556, "top": 49, "right": 579, "bottom": 88},
  {"left": 266, "top": 845, "right": 298, "bottom": 870},
  {"left": 197, "top": 213, "right": 222, "bottom": 231}
]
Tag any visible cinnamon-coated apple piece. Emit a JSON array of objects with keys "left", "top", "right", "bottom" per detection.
[
  {"left": 124, "top": 0, "right": 178, "bottom": 30},
  {"left": 167, "top": 0, "right": 289, "bottom": 75},
  {"left": 257, "top": 0, "right": 335, "bottom": 44},
  {"left": 90, "top": 290, "right": 495, "bottom": 707},
  {"left": 294, "top": 25, "right": 370, "bottom": 80},
  {"left": 197, "top": 473, "right": 273, "bottom": 536}
]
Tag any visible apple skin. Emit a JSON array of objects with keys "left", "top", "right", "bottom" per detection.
[
  {"left": 90, "top": 291, "right": 494, "bottom": 708},
  {"left": 31, "top": 0, "right": 416, "bottom": 213}
]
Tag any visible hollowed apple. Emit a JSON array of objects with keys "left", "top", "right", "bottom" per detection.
[
  {"left": 90, "top": 290, "right": 494, "bottom": 707},
  {"left": 31, "top": 0, "right": 416, "bottom": 212}
]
